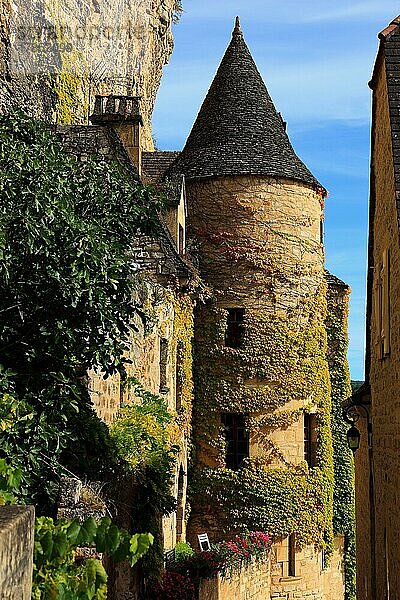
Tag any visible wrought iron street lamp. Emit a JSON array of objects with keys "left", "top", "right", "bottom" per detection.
[
  {"left": 342, "top": 391, "right": 372, "bottom": 452},
  {"left": 346, "top": 424, "right": 361, "bottom": 453}
]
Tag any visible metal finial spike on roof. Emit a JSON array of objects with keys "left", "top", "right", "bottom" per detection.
[{"left": 233, "top": 16, "right": 242, "bottom": 36}]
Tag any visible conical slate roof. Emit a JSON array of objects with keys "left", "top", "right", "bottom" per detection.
[{"left": 169, "top": 18, "right": 324, "bottom": 191}]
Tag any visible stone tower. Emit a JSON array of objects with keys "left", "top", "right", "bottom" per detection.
[{"left": 168, "top": 17, "right": 345, "bottom": 599}]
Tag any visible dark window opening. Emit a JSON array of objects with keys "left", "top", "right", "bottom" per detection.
[
  {"left": 159, "top": 338, "right": 169, "bottom": 394},
  {"left": 304, "top": 413, "right": 317, "bottom": 467},
  {"left": 225, "top": 308, "right": 245, "bottom": 348},
  {"left": 320, "top": 219, "right": 324, "bottom": 243},
  {"left": 176, "top": 465, "right": 185, "bottom": 538},
  {"left": 178, "top": 224, "right": 184, "bottom": 255},
  {"left": 175, "top": 340, "right": 184, "bottom": 411},
  {"left": 221, "top": 413, "right": 249, "bottom": 470},
  {"left": 288, "top": 534, "right": 296, "bottom": 576}
]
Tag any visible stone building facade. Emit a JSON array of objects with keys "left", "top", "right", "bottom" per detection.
[
  {"left": 54, "top": 104, "right": 197, "bottom": 597},
  {"left": 350, "top": 14, "right": 400, "bottom": 600},
  {"left": 151, "top": 18, "right": 351, "bottom": 600},
  {"left": 0, "top": 506, "right": 35, "bottom": 600},
  {"left": 0, "top": 5, "right": 354, "bottom": 598}
]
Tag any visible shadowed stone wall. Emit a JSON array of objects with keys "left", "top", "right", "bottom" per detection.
[
  {"left": 362, "top": 30, "right": 400, "bottom": 599},
  {"left": 0, "top": 506, "right": 35, "bottom": 600}
]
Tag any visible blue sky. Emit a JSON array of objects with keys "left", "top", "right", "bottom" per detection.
[{"left": 152, "top": 1, "right": 400, "bottom": 380}]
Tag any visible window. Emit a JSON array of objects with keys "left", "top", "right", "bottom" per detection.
[
  {"left": 304, "top": 413, "right": 317, "bottom": 467},
  {"left": 176, "top": 465, "right": 185, "bottom": 539},
  {"left": 221, "top": 413, "right": 249, "bottom": 470},
  {"left": 175, "top": 341, "right": 184, "bottom": 411},
  {"left": 225, "top": 308, "right": 245, "bottom": 348},
  {"left": 277, "top": 535, "right": 297, "bottom": 577},
  {"left": 288, "top": 534, "right": 296, "bottom": 576},
  {"left": 159, "top": 338, "right": 169, "bottom": 394},
  {"left": 178, "top": 224, "right": 184, "bottom": 255},
  {"left": 374, "top": 249, "right": 390, "bottom": 358}
]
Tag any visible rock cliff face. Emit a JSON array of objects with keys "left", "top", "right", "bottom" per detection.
[{"left": 0, "top": 0, "right": 176, "bottom": 148}]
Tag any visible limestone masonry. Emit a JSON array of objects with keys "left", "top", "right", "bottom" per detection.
[
  {"left": 0, "top": 6, "right": 355, "bottom": 600},
  {"left": 0, "top": 0, "right": 176, "bottom": 146}
]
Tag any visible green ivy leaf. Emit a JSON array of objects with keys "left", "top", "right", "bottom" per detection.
[
  {"left": 78, "top": 517, "right": 97, "bottom": 546},
  {"left": 65, "top": 519, "right": 81, "bottom": 546}
]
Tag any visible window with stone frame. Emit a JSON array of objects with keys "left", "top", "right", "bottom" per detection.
[
  {"left": 225, "top": 308, "right": 245, "bottom": 348},
  {"left": 221, "top": 413, "right": 249, "bottom": 470},
  {"left": 304, "top": 412, "right": 318, "bottom": 467},
  {"left": 288, "top": 534, "right": 296, "bottom": 576},
  {"left": 276, "top": 534, "right": 297, "bottom": 577},
  {"left": 374, "top": 248, "right": 390, "bottom": 359},
  {"left": 159, "top": 338, "right": 169, "bottom": 394}
]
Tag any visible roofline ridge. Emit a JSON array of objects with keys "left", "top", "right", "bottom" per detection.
[{"left": 379, "top": 15, "right": 400, "bottom": 39}]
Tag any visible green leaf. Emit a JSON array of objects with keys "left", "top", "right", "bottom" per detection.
[
  {"left": 40, "top": 531, "right": 54, "bottom": 561},
  {"left": 66, "top": 519, "right": 81, "bottom": 546},
  {"left": 129, "top": 533, "right": 154, "bottom": 566},
  {"left": 104, "top": 524, "right": 120, "bottom": 555},
  {"left": 93, "top": 518, "right": 111, "bottom": 553},
  {"left": 78, "top": 517, "right": 97, "bottom": 546}
]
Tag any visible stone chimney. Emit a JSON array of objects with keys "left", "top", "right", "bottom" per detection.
[{"left": 90, "top": 95, "right": 143, "bottom": 175}]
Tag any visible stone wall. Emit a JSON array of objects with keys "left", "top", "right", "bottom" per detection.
[
  {"left": 0, "top": 0, "right": 176, "bottom": 146},
  {"left": 270, "top": 535, "right": 344, "bottom": 600},
  {"left": 186, "top": 174, "right": 338, "bottom": 599},
  {"left": 353, "top": 417, "right": 371, "bottom": 600},
  {"left": 365, "top": 46, "right": 400, "bottom": 599},
  {"left": 89, "top": 280, "right": 177, "bottom": 423},
  {"left": 186, "top": 175, "right": 326, "bottom": 473},
  {"left": 0, "top": 506, "right": 35, "bottom": 600},
  {"left": 88, "top": 271, "right": 194, "bottom": 553},
  {"left": 196, "top": 545, "right": 343, "bottom": 600},
  {"left": 325, "top": 277, "right": 356, "bottom": 598},
  {"left": 198, "top": 561, "right": 271, "bottom": 600},
  {"left": 187, "top": 176, "right": 324, "bottom": 312}
]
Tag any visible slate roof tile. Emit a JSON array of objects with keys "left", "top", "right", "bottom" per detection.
[
  {"left": 168, "top": 18, "right": 324, "bottom": 192},
  {"left": 142, "top": 151, "right": 181, "bottom": 183},
  {"left": 384, "top": 22, "right": 400, "bottom": 227}
]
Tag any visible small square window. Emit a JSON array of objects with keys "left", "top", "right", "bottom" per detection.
[{"left": 225, "top": 308, "right": 245, "bottom": 348}]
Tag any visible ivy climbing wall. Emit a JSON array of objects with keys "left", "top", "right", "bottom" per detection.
[
  {"left": 326, "top": 276, "right": 356, "bottom": 600},
  {"left": 89, "top": 275, "right": 195, "bottom": 547},
  {"left": 186, "top": 175, "right": 344, "bottom": 599}
]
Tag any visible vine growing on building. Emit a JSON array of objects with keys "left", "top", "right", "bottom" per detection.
[
  {"left": 326, "top": 282, "right": 356, "bottom": 600},
  {"left": 190, "top": 285, "right": 334, "bottom": 555},
  {"left": 0, "top": 111, "right": 163, "bottom": 509},
  {"left": 187, "top": 176, "right": 335, "bottom": 563}
]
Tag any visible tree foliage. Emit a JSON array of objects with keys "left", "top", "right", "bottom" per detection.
[
  {"left": 32, "top": 516, "right": 153, "bottom": 600},
  {"left": 0, "top": 112, "right": 163, "bottom": 507},
  {"left": 0, "top": 111, "right": 162, "bottom": 383}
]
